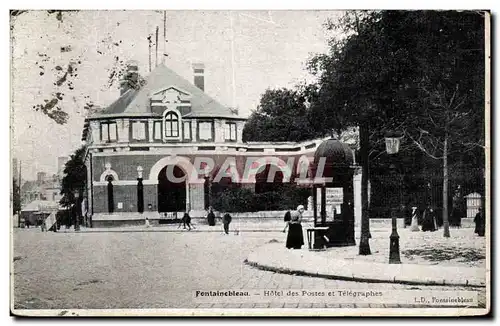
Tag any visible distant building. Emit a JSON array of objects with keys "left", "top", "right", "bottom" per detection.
[
  {"left": 21, "top": 172, "right": 62, "bottom": 207},
  {"left": 37, "top": 172, "right": 47, "bottom": 184}
]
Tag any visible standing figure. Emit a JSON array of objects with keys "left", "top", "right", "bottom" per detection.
[
  {"left": 179, "top": 212, "right": 192, "bottom": 230},
  {"left": 222, "top": 213, "right": 232, "bottom": 235},
  {"left": 207, "top": 207, "right": 216, "bottom": 226},
  {"left": 40, "top": 216, "right": 47, "bottom": 232},
  {"left": 71, "top": 201, "right": 81, "bottom": 230},
  {"left": 421, "top": 205, "right": 437, "bottom": 232},
  {"left": 145, "top": 217, "right": 151, "bottom": 228},
  {"left": 410, "top": 207, "right": 420, "bottom": 231},
  {"left": 284, "top": 205, "right": 305, "bottom": 249},
  {"left": 451, "top": 186, "right": 464, "bottom": 227},
  {"left": 474, "top": 207, "right": 485, "bottom": 236}
]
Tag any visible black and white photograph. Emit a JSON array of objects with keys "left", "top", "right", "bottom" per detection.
[{"left": 9, "top": 8, "right": 490, "bottom": 317}]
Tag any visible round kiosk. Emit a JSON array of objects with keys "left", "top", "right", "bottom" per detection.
[{"left": 310, "top": 138, "right": 357, "bottom": 248}]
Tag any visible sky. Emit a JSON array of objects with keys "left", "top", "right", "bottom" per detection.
[{"left": 10, "top": 10, "right": 341, "bottom": 180}]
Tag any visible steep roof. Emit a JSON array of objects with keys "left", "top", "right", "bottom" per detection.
[
  {"left": 95, "top": 64, "right": 243, "bottom": 119},
  {"left": 102, "top": 88, "right": 139, "bottom": 115}
]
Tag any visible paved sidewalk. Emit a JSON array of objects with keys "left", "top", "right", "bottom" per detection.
[
  {"left": 52, "top": 217, "right": 451, "bottom": 233},
  {"left": 60, "top": 222, "right": 402, "bottom": 233},
  {"left": 65, "top": 222, "right": 289, "bottom": 233},
  {"left": 246, "top": 243, "right": 486, "bottom": 287}
]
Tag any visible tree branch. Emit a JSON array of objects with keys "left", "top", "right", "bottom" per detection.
[
  {"left": 448, "top": 83, "right": 459, "bottom": 109},
  {"left": 428, "top": 111, "right": 439, "bottom": 128},
  {"left": 405, "top": 130, "right": 443, "bottom": 160}
]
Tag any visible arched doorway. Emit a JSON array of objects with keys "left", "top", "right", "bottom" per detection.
[{"left": 157, "top": 165, "right": 187, "bottom": 212}]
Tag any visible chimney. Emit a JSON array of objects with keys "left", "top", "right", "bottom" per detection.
[
  {"left": 120, "top": 60, "right": 139, "bottom": 95},
  {"left": 192, "top": 63, "right": 205, "bottom": 91}
]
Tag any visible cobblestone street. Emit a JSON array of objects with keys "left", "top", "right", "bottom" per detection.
[{"left": 12, "top": 228, "right": 486, "bottom": 310}]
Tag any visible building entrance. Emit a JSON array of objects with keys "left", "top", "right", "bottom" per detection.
[{"left": 157, "top": 165, "right": 187, "bottom": 212}]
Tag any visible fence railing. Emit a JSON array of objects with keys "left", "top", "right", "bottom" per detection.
[{"left": 369, "top": 170, "right": 485, "bottom": 220}]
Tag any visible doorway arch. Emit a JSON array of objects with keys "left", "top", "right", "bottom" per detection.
[{"left": 157, "top": 165, "right": 187, "bottom": 212}]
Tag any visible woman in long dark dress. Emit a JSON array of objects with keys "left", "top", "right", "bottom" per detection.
[
  {"left": 284, "top": 205, "right": 305, "bottom": 249},
  {"left": 474, "top": 207, "right": 485, "bottom": 236},
  {"left": 206, "top": 207, "right": 216, "bottom": 226},
  {"left": 451, "top": 187, "right": 464, "bottom": 227},
  {"left": 421, "top": 205, "right": 437, "bottom": 232}
]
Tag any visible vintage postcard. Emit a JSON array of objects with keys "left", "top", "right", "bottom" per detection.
[{"left": 10, "top": 9, "right": 490, "bottom": 317}]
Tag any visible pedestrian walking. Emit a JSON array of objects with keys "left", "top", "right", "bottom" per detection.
[
  {"left": 207, "top": 207, "right": 216, "bottom": 226},
  {"left": 474, "top": 207, "right": 485, "bottom": 236},
  {"left": 145, "top": 217, "right": 151, "bottom": 228},
  {"left": 222, "top": 213, "right": 232, "bottom": 235},
  {"left": 283, "top": 205, "right": 305, "bottom": 249},
  {"left": 40, "top": 216, "right": 47, "bottom": 232},
  {"left": 178, "top": 212, "right": 193, "bottom": 231}
]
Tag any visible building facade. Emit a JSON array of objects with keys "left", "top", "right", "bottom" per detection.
[{"left": 82, "top": 62, "right": 361, "bottom": 226}]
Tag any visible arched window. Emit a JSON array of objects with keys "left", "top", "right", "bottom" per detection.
[{"left": 164, "top": 112, "right": 179, "bottom": 138}]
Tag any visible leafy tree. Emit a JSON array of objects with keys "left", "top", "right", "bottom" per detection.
[
  {"left": 59, "top": 146, "right": 87, "bottom": 208},
  {"left": 308, "top": 10, "right": 486, "bottom": 249},
  {"left": 243, "top": 86, "right": 321, "bottom": 142},
  {"left": 308, "top": 11, "right": 391, "bottom": 254}
]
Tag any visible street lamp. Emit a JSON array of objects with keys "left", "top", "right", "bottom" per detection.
[
  {"left": 385, "top": 132, "right": 402, "bottom": 264},
  {"left": 73, "top": 189, "right": 81, "bottom": 231}
]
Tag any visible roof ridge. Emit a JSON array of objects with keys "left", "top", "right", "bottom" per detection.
[{"left": 93, "top": 63, "right": 243, "bottom": 119}]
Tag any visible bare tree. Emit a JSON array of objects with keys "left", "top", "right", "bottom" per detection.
[{"left": 404, "top": 81, "right": 484, "bottom": 237}]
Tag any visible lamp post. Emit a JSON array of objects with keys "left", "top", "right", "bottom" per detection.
[
  {"left": 137, "top": 166, "right": 144, "bottom": 214},
  {"left": 385, "top": 132, "right": 402, "bottom": 264},
  {"left": 73, "top": 190, "right": 80, "bottom": 231}
]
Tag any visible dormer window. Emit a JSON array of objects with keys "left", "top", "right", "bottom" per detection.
[
  {"left": 132, "top": 121, "right": 147, "bottom": 140},
  {"left": 198, "top": 121, "right": 214, "bottom": 141},
  {"left": 164, "top": 111, "right": 180, "bottom": 139},
  {"left": 225, "top": 122, "right": 237, "bottom": 141},
  {"left": 101, "top": 121, "right": 117, "bottom": 143}
]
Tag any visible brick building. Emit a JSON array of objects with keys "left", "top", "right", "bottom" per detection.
[{"left": 82, "top": 62, "right": 361, "bottom": 226}]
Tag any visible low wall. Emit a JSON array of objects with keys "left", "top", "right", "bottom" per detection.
[
  {"left": 90, "top": 211, "right": 475, "bottom": 228},
  {"left": 190, "top": 210, "right": 314, "bottom": 219},
  {"left": 92, "top": 210, "right": 313, "bottom": 220}
]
